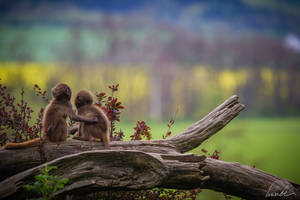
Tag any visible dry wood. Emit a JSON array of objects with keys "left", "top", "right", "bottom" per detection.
[
  {"left": 1, "top": 151, "right": 299, "bottom": 200},
  {"left": 0, "top": 95, "right": 299, "bottom": 200}
]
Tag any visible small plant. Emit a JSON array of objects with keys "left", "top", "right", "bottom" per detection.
[
  {"left": 24, "top": 163, "right": 69, "bottom": 200},
  {"left": 130, "top": 121, "right": 152, "bottom": 140},
  {"left": 201, "top": 148, "right": 220, "bottom": 160},
  {"left": 0, "top": 82, "right": 48, "bottom": 144},
  {"left": 0, "top": 81, "right": 47, "bottom": 145},
  {"left": 33, "top": 84, "right": 49, "bottom": 104},
  {"left": 162, "top": 119, "right": 175, "bottom": 139},
  {"left": 95, "top": 84, "right": 124, "bottom": 141}
]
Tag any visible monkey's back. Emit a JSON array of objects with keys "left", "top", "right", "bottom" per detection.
[
  {"left": 78, "top": 105, "right": 109, "bottom": 139},
  {"left": 42, "top": 101, "right": 68, "bottom": 142}
]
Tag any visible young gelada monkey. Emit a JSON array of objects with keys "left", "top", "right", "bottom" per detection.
[
  {"left": 4, "top": 83, "right": 98, "bottom": 149},
  {"left": 74, "top": 90, "right": 110, "bottom": 149}
]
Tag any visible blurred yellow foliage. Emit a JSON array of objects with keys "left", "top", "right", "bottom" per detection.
[
  {"left": 219, "top": 70, "right": 237, "bottom": 96},
  {"left": 0, "top": 62, "right": 296, "bottom": 119},
  {"left": 261, "top": 68, "right": 274, "bottom": 95},
  {"left": 0, "top": 62, "right": 57, "bottom": 88}
]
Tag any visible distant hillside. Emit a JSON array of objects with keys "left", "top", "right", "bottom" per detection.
[{"left": 0, "top": 0, "right": 299, "bottom": 63}]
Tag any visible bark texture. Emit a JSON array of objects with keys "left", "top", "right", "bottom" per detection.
[{"left": 0, "top": 95, "right": 299, "bottom": 200}]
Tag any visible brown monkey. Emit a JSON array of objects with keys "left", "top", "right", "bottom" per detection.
[
  {"left": 74, "top": 90, "right": 110, "bottom": 149},
  {"left": 3, "top": 83, "right": 98, "bottom": 149}
]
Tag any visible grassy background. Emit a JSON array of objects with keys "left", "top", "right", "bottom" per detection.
[{"left": 116, "top": 118, "right": 300, "bottom": 199}]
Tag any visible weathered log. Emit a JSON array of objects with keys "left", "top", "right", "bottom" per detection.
[
  {"left": 0, "top": 95, "right": 299, "bottom": 200},
  {"left": 1, "top": 151, "right": 299, "bottom": 200},
  {"left": 167, "top": 95, "right": 245, "bottom": 152}
]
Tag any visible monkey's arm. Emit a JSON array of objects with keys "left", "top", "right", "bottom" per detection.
[
  {"left": 69, "top": 112, "right": 98, "bottom": 123},
  {"left": 65, "top": 105, "right": 98, "bottom": 123}
]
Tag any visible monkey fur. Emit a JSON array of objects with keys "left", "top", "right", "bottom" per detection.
[
  {"left": 3, "top": 83, "right": 98, "bottom": 149},
  {"left": 74, "top": 90, "right": 110, "bottom": 149}
]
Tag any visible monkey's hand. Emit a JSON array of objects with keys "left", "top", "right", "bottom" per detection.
[{"left": 69, "top": 113, "right": 98, "bottom": 123}]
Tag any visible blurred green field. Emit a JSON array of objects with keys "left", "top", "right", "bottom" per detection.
[{"left": 116, "top": 118, "right": 300, "bottom": 199}]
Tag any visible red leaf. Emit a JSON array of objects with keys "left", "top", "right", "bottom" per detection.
[{"left": 201, "top": 148, "right": 208, "bottom": 153}]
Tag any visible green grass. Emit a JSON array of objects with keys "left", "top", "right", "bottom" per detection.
[{"left": 116, "top": 118, "right": 300, "bottom": 199}]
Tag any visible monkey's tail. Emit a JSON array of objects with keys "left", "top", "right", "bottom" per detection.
[
  {"left": 106, "top": 128, "right": 110, "bottom": 143},
  {"left": 103, "top": 128, "right": 110, "bottom": 149},
  {"left": 3, "top": 138, "right": 42, "bottom": 149}
]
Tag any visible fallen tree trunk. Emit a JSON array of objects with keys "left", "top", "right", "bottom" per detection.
[
  {"left": 0, "top": 95, "right": 299, "bottom": 200},
  {"left": 1, "top": 151, "right": 299, "bottom": 200}
]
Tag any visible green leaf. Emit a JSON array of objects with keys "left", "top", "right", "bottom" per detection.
[
  {"left": 59, "top": 178, "right": 69, "bottom": 184},
  {"left": 48, "top": 165, "right": 57, "bottom": 172},
  {"left": 23, "top": 185, "right": 33, "bottom": 190}
]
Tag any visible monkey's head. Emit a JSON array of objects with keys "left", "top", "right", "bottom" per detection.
[
  {"left": 75, "top": 90, "right": 94, "bottom": 108},
  {"left": 51, "top": 83, "right": 72, "bottom": 100}
]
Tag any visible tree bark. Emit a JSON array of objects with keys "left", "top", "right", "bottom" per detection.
[{"left": 0, "top": 95, "right": 299, "bottom": 200}]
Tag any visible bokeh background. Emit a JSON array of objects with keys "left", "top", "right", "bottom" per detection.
[{"left": 0, "top": 0, "right": 299, "bottom": 199}]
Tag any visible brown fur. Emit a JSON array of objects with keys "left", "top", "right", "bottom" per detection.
[
  {"left": 74, "top": 90, "right": 110, "bottom": 149},
  {"left": 4, "top": 83, "right": 97, "bottom": 149}
]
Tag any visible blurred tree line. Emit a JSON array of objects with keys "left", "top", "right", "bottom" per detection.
[{"left": 1, "top": 63, "right": 299, "bottom": 120}]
